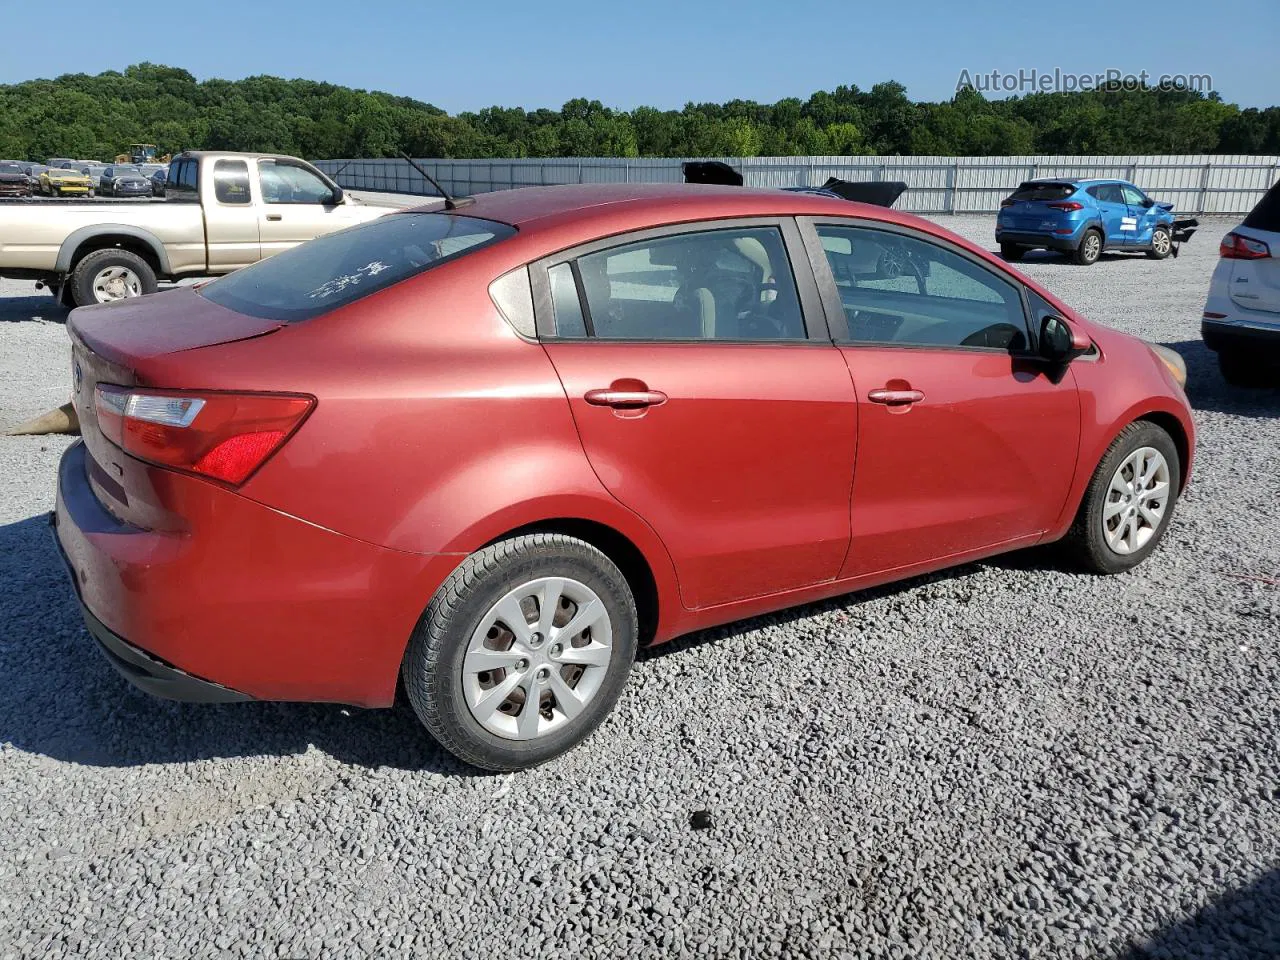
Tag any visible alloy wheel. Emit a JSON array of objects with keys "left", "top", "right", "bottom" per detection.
[
  {"left": 1102, "top": 446, "right": 1171, "bottom": 555},
  {"left": 462, "top": 576, "right": 614, "bottom": 740}
]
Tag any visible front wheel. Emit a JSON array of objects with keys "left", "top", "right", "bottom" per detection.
[
  {"left": 1148, "top": 225, "right": 1172, "bottom": 260},
  {"left": 1063, "top": 421, "right": 1181, "bottom": 574},
  {"left": 402, "top": 533, "right": 639, "bottom": 771}
]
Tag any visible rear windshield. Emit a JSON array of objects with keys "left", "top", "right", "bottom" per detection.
[
  {"left": 200, "top": 212, "right": 515, "bottom": 322},
  {"left": 1009, "top": 182, "right": 1077, "bottom": 202},
  {"left": 1243, "top": 181, "right": 1280, "bottom": 232}
]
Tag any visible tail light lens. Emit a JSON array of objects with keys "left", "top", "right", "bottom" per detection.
[
  {"left": 1047, "top": 201, "right": 1084, "bottom": 211},
  {"left": 94, "top": 386, "right": 314, "bottom": 486},
  {"left": 1219, "top": 232, "right": 1271, "bottom": 260}
]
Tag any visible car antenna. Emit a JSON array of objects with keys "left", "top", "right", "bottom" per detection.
[{"left": 399, "top": 152, "right": 474, "bottom": 210}]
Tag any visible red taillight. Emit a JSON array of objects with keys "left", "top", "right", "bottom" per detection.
[
  {"left": 1219, "top": 232, "right": 1271, "bottom": 260},
  {"left": 94, "top": 386, "right": 313, "bottom": 486},
  {"left": 1047, "top": 201, "right": 1084, "bottom": 211}
]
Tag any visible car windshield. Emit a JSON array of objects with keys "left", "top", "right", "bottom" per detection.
[
  {"left": 1009, "top": 182, "right": 1076, "bottom": 202},
  {"left": 114, "top": 167, "right": 141, "bottom": 177},
  {"left": 200, "top": 212, "right": 516, "bottom": 322},
  {"left": 0, "top": 163, "right": 21, "bottom": 175}
]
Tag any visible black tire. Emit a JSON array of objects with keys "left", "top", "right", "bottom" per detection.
[
  {"left": 69, "top": 248, "right": 158, "bottom": 307},
  {"left": 1000, "top": 243, "right": 1024, "bottom": 262},
  {"left": 1218, "top": 349, "right": 1274, "bottom": 388},
  {"left": 402, "top": 533, "right": 639, "bottom": 771},
  {"left": 1147, "top": 225, "right": 1172, "bottom": 260},
  {"left": 1072, "top": 228, "right": 1103, "bottom": 265},
  {"left": 1063, "top": 421, "right": 1181, "bottom": 574},
  {"left": 51, "top": 186, "right": 59, "bottom": 198}
]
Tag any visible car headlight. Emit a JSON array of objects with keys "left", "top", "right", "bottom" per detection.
[{"left": 1148, "top": 342, "right": 1187, "bottom": 389}]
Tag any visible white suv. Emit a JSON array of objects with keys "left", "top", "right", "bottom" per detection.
[{"left": 1202, "top": 182, "right": 1280, "bottom": 386}]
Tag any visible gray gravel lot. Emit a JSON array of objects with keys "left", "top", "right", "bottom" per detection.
[{"left": 1, "top": 215, "right": 1278, "bottom": 960}]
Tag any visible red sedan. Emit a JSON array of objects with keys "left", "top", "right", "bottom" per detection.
[{"left": 54, "top": 184, "right": 1195, "bottom": 770}]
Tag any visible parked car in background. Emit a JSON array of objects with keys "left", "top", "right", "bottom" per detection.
[
  {"left": 52, "top": 183, "right": 1195, "bottom": 771},
  {"left": 22, "top": 163, "right": 48, "bottom": 184},
  {"left": 0, "top": 151, "right": 396, "bottom": 305},
  {"left": 99, "top": 165, "right": 152, "bottom": 197},
  {"left": 0, "top": 161, "right": 34, "bottom": 197},
  {"left": 149, "top": 166, "right": 169, "bottom": 197},
  {"left": 39, "top": 167, "right": 93, "bottom": 197},
  {"left": 1202, "top": 179, "right": 1280, "bottom": 386},
  {"left": 46, "top": 157, "right": 77, "bottom": 169},
  {"left": 75, "top": 163, "right": 108, "bottom": 194},
  {"left": 996, "top": 178, "right": 1195, "bottom": 266}
]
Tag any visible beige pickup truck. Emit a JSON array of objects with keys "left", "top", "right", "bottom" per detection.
[{"left": 0, "top": 151, "right": 394, "bottom": 306}]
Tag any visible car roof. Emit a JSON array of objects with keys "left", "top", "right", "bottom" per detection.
[{"left": 413, "top": 182, "right": 921, "bottom": 232}]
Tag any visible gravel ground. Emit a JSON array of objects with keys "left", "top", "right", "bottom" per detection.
[{"left": 1, "top": 215, "right": 1278, "bottom": 960}]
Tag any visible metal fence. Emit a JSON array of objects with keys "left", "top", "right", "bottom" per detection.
[{"left": 315, "top": 154, "right": 1280, "bottom": 215}]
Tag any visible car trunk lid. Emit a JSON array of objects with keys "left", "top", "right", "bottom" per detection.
[
  {"left": 68, "top": 287, "right": 286, "bottom": 529},
  {"left": 1227, "top": 225, "right": 1280, "bottom": 316}
]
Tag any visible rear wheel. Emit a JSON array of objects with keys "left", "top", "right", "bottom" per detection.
[
  {"left": 1063, "top": 421, "right": 1180, "bottom": 574},
  {"left": 1073, "top": 229, "right": 1103, "bottom": 266},
  {"left": 70, "top": 248, "right": 157, "bottom": 306},
  {"left": 1000, "top": 243, "right": 1025, "bottom": 262},
  {"left": 1147, "top": 225, "right": 1172, "bottom": 260},
  {"left": 402, "top": 533, "right": 639, "bottom": 771}
]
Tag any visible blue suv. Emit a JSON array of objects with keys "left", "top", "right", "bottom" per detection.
[{"left": 996, "top": 178, "right": 1177, "bottom": 266}]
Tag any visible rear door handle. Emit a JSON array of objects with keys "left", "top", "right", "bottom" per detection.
[
  {"left": 868, "top": 388, "right": 925, "bottom": 405},
  {"left": 584, "top": 388, "right": 668, "bottom": 408},
  {"left": 265, "top": 213, "right": 283, "bottom": 221}
]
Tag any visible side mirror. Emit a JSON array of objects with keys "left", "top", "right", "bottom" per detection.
[
  {"left": 1039, "top": 314, "right": 1091, "bottom": 363},
  {"left": 329, "top": 186, "right": 344, "bottom": 205},
  {"left": 1141, "top": 197, "right": 1155, "bottom": 208}
]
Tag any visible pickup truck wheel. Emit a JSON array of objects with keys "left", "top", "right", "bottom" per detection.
[{"left": 71, "top": 249, "right": 157, "bottom": 306}]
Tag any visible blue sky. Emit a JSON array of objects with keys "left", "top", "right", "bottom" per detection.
[{"left": 2, "top": 0, "right": 1276, "bottom": 110}]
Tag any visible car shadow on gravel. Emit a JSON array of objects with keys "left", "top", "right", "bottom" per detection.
[
  {"left": 0, "top": 295, "right": 67, "bottom": 324},
  {"left": 0, "top": 514, "right": 472, "bottom": 775},
  {"left": 1163, "top": 339, "right": 1280, "bottom": 417},
  {"left": 1124, "top": 865, "right": 1280, "bottom": 959}
]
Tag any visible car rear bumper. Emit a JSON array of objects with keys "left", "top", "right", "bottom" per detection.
[
  {"left": 53, "top": 440, "right": 453, "bottom": 707},
  {"left": 994, "top": 229, "right": 1080, "bottom": 251},
  {"left": 1202, "top": 318, "right": 1280, "bottom": 352},
  {"left": 52, "top": 525, "right": 252, "bottom": 703}
]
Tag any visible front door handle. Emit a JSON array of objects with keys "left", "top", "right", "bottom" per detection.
[
  {"left": 868, "top": 388, "right": 925, "bottom": 405},
  {"left": 265, "top": 213, "right": 283, "bottom": 221},
  {"left": 584, "top": 388, "right": 668, "bottom": 408}
]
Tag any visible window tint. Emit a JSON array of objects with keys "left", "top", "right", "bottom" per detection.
[
  {"left": 1094, "top": 184, "right": 1125, "bottom": 204},
  {"left": 1009, "top": 182, "right": 1076, "bottom": 202},
  {"left": 1121, "top": 185, "right": 1147, "bottom": 206},
  {"left": 548, "top": 263, "right": 587, "bottom": 337},
  {"left": 554, "top": 226, "right": 807, "bottom": 341},
  {"left": 1243, "top": 180, "right": 1280, "bottom": 232},
  {"left": 200, "top": 213, "right": 514, "bottom": 323},
  {"left": 167, "top": 158, "right": 199, "bottom": 202},
  {"left": 259, "top": 161, "right": 335, "bottom": 205},
  {"left": 213, "top": 159, "right": 251, "bottom": 204},
  {"left": 817, "top": 225, "right": 1029, "bottom": 351}
]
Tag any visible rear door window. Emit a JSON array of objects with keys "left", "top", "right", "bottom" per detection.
[
  {"left": 199, "top": 213, "right": 515, "bottom": 322},
  {"left": 547, "top": 226, "right": 808, "bottom": 341}
]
